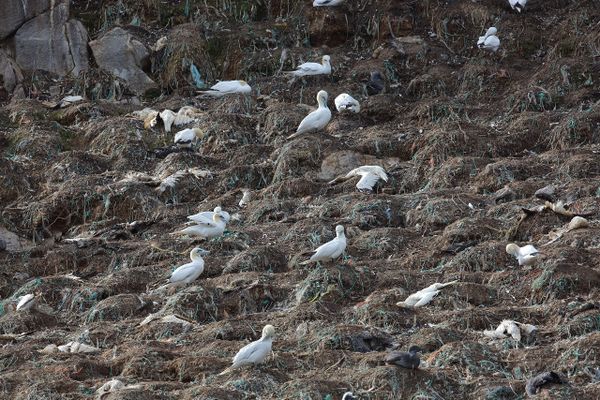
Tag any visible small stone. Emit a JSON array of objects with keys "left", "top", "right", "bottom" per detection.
[{"left": 535, "top": 185, "right": 555, "bottom": 202}]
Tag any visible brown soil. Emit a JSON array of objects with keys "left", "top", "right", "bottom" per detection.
[{"left": 1, "top": 0, "right": 600, "bottom": 399}]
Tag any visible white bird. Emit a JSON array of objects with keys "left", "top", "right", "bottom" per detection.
[
  {"left": 57, "top": 341, "right": 100, "bottom": 353},
  {"left": 287, "top": 90, "right": 332, "bottom": 139},
  {"left": 509, "top": 0, "right": 527, "bottom": 12},
  {"left": 506, "top": 243, "right": 539, "bottom": 266},
  {"left": 477, "top": 27, "right": 500, "bottom": 52},
  {"left": 172, "top": 212, "right": 227, "bottom": 238},
  {"left": 396, "top": 280, "right": 459, "bottom": 308},
  {"left": 341, "top": 392, "right": 356, "bottom": 400},
  {"left": 483, "top": 320, "right": 537, "bottom": 342},
  {"left": 329, "top": 165, "right": 388, "bottom": 193},
  {"left": 219, "top": 325, "right": 275, "bottom": 375},
  {"left": 160, "top": 109, "right": 176, "bottom": 132},
  {"left": 174, "top": 128, "right": 204, "bottom": 148},
  {"left": 302, "top": 225, "right": 347, "bottom": 264},
  {"left": 16, "top": 294, "right": 35, "bottom": 311},
  {"left": 198, "top": 80, "right": 252, "bottom": 97},
  {"left": 239, "top": 189, "right": 252, "bottom": 208},
  {"left": 313, "top": 0, "right": 345, "bottom": 6},
  {"left": 168, "top": 247, "right": 209, "bottom": 285},
  {"left": 187, "top": 206, "right": 231, "bottom": 225},
  {"left": 334, "top": 93, "right": 361, "bottom": 113},
  {"left": 285, "top": 55, "right": 331, "bottom": 78}
]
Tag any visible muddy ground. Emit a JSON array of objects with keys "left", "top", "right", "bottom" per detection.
[{"left": 1, "top": 0, "right": 600, "bottom": 399}]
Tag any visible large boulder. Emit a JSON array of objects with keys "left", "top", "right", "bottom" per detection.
[
  {"left": 14, "top": 1, "right": 89, "bottom": 76},
  {"left": 0, "top": 49, "right": 23, "bottom": 96},
  {"left": 0, "top": 0, "right": 52, "bottom": 40},
  {"left": 89, "top": 27, "right": 157, "bottom": 95}
]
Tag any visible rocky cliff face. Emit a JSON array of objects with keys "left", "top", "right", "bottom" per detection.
[{"left": 0, "top": 0, "right": 599, "bottom": 399}]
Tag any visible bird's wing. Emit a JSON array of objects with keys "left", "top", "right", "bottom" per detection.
[
  {"left": 187, "top": 212, "right": 214, "bottom": 224},
  {"left": 174, "top": 129, "right": 195, "bottom": 144},
  {"left": 520, "top": 245, "right": 538, "bottom": 256},
  {"left": 503, "top": 321, "right": 521, "bottom": 341},
  {"left": 174, "top": 108, "right": 197, "bottom": 125},
  {"left": 232, "top": 340, "right": 270, "bottom": 365},
  {"left": 211, "top": 81, "right": 238, "bottom": 92},
  {"left": 296, "top": 62, "right": 323, "bottom": 73},
  {"left": 310, "top": 238, "right": 340, "bottom": 261},
  {"left": 296, "top": 109, "right": 322, "bottom": 134},
  {"left": 413, "top": 290, "right": 439, "bottom": 307},
  {"left": 169, "top": 262, "right": 197, "bottom": 283},
  {"left": 221, "top": 211, "right": 231, "bottom": 223},
  {"left": 355, "top": 172, "right": 380, "bottom": 191}
]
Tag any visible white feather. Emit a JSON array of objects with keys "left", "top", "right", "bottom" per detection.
[
  {"left": 286, "top": 55, "right": 331, "bottom": 77},
  {"left": 334, "top": 93, "right": 360, "bottom": 113}
]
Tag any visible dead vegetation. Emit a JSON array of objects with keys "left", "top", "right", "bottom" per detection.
[{"left": 0, "top": 0, "right": 599, "bottom": 399}]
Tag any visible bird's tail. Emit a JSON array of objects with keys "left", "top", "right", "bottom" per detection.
[{"left": 287, "top": 131, "right": 304, "bottom": 140}]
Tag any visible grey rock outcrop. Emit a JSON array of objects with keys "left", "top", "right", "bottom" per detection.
[
  {"left": 0, "top": 49, "right": 23, "bottom": 94},
  {"left": 0, "top": 0, "right": 52, "bottom": 40},
  {"left": 14, "top": 1, "right": 89, "bottom": 76},
  {"left": 89, "top": 27, "right": 157, "bottom": 95}
]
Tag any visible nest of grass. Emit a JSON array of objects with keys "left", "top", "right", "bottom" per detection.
[
  {"left": 223, "top": 246, "right": 288, "bottom": 274},
  {"left": 86, "top": 293, "right": 152, "bottom": 322}
]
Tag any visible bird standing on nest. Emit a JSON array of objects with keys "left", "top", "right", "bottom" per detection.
[
  {"left": 385, "top": 346, "right": 422, "bottom": 369},
  {"left": 219, "top": 325, "right": 275, "bottom": 375},
  {"left": 172, "top": 212, "right": 227, "bottom": 238},
  {"left": 301, "top": 225, "right": 347, "bottom": 265},
  {"left": 285, "top": 55, "right": 331, "bottom": 78},
  {"left": 187, "top": 206, "right": 231, "bottom": 225},
  {"left": 288, "top": 90, "right": 332, "bottom": 139},
  {"left": 167, "top": 247, "right": 210, "bottom": 287},
  {"left": 506, "top": 243, "right": 539, "bottom": 266}
]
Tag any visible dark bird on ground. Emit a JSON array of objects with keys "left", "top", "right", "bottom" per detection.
[
  {"left": 525, "top": 371, "right": 564, "bottom": 396},
  {"left": 364, "top": 71, "right": 385, "bottom": 96},
  {"left": 385, "top": 345, "right": 422, "bottom": 369}
]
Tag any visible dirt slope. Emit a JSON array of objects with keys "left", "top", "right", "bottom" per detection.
[{"left": 1, "top": 0, "right": 600, "bottom": 399}]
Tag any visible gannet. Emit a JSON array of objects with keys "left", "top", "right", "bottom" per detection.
[
  {"left": 160, "top": 109, "right": 176, "bottom": 132},
  {"left": 506, "top": 243, "right": 539, "bottom": 266},
  {"left": 509, "top": 0, "right": 527, "bottom": 13},
  {"left": 334, "top": 93, "right": 361, "bottom": 113},
  {"left": 341, "top": 392, "right": 356, "bottom": 400},
  {"left": 188, "top": 206, "right": 231, "bottom": 225},
  {"left": 477, "top": 27, "right": 500, "bottom": 52},
  {"left": 174, "top": 128, "right": 205, "bottom": 148},
  {"left": 172, "top": 212, "right": 226, "bottom": 238},
  {"left": 16, "top": 294, "right": 35, "bottom": 311},
  {"left": 365, "top": 71, "right": 384, "bottom": 96},
  {"left": 385, "top": 346, "right": 422, "bottom": 369},
  {"left": 285, "top": 55, "right": 331, "bottom": 78},
  {"left": 313, "top": 0, "right": 345, "bottom": 6},
  {"left": 396, "top": 280, "right": 458, "bottom": 308},
  {"left": 483, "top": 320, "right": 537, "bottom": 342},
  {"left": 526, "top": 372, "right": 564, "bottom": 396},
  {"left": 301, "top": 225, "right": 346, "bottom": 264},
  {"left": 287, "top": 90, "right": 332, "bottom": 139},
  {"left": 143, "top": 110, "right": 159, "bottom": 129},
  {"left": 219, "top": 325, "right": 275, "bottom": 375},
  {"left": 198, "top": 80, "right": 252, "bottom": 97},
  {"left": 329, "top": 165, "right": 388, "bottom": 193},
  {"left": 239, "top": 189, "right": 252, "bottom": 208},
  {"left": 168, "top": 248, "right": 209, "bottom": 285}
]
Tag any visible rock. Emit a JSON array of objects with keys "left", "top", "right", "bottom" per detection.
[
  {"left": 0, "top": 0, "right": 52, "bottom": 40},
  {"left": 535, "top": 184, "right": 555, "bottom": 202},
  {"left": 0, "top": 50, "right": 23, "bottom": 96},
  {"left": 89, "top": 27, "right": 157, "bottom": 95},
  {"left": 14, "top": 1, "right": 89, "bottom": 76}
]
